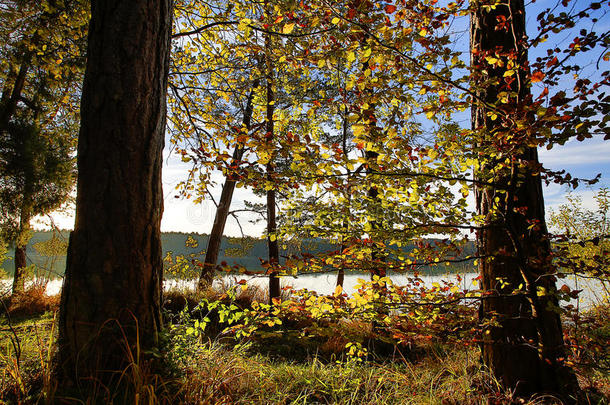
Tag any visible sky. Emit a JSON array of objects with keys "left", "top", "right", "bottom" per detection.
[{"left": 35, "top": 0, "right": 610, "bottom": 236}]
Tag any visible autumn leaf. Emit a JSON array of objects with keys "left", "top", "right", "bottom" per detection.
[
  {"left": 531, "top": 71, "right": 545, "bottom": 83},
  {"left": 282, "top": 23, "right": 295, "bottom": 34},
  {"left": 384, "top": 4, "right": 397, "bottom": 13}
]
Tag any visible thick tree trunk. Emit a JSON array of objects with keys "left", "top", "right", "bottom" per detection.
[
  {"left": 198, "top": 85, "right": 257, "bottom": 290},
  {"left": 471, "top": 0, "right": 579, "bottom": 400},
  {"left": 56, "top": 0, "right": 171, "bottom": 390}
]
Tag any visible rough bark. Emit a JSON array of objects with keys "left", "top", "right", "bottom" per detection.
[
  {"left": 56, "top": 0, "right": 171, "bottom": 390},
  {"left": 471, "top": 0, "right": 579, "bottom": 400},
  {"left": 198, "top": 85, "right": 257, "bottom": 290}
]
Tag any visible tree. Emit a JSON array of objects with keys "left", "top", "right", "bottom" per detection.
[
  {"left": 197, "top": 84, "right": 257, "bottom": 290},
  {"left": 0, "top": 0, "right": 85, "bottom": 297},
  {"left": 549, "top": 189, "right": 610, "bottom": 295},
  {"left": 470, "top": 0, "right": 579, "bottom": 399},
  {"left": 0, "top": 117, "right": 75, "bottom": 296},
  {"left": 56, "top": 0, "right": 172, "bottom": 392},
  {"left": 0, "top": 0, "right": 88, "bottom": 133},
  {"left": 170, "top": 0, "right": 266, "bottom": 290}
]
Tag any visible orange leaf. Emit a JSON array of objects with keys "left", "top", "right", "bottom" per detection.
[{"left": 531, "top": 71, "right": 545, "bottom": 83}]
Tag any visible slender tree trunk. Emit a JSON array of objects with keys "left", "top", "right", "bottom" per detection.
[
  {"left": 362, "top": 100, "right": 384, "bottom": 279},
  {"left": 11, "top": 205, "right": 31, "bottom": 297},
  {"left": 471, "top": 0, "right": 579, "bottom": 400},
  {"left": 337, "top": 104, "right": 350, "bottom": 289},
  {"left": 198, "top": 84, "right": 257, "bottom": 290},
  {"left": 359, "top": 40, "right": 385, "bottom": 280},
  {"left": 56, "top": 0, "right": 172, "bottom": 390},
  {"left": 12, "top": 247, "right": 27, "bottom": 295},
  {"left": 264, "top": 1, "right": 280, "bottom": 303}
]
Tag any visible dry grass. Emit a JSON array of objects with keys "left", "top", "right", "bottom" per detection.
[
  {"left": 3, "top": 284, "right": 60, "bottom": 319},
  {"left": 0, "top": 286, "right": 607, "bottom": 404}
]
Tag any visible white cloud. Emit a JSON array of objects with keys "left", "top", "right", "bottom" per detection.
[{"left": 539, "top": 138, "right": 610, "bottom": 167}]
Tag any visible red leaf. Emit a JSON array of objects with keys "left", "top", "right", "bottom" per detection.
[{"left": 384, "top": 4, "right": 397, "bottom": 13}]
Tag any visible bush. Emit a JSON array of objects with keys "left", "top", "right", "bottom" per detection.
[{"left": 4, "top": 284, "right": 59, "bottom": 318}]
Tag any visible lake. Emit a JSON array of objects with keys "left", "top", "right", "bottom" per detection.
[{"left": 4, "top": 271, "right": 605, "bottom": 309}]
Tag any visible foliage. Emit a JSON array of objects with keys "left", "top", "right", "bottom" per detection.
[
  {"left": 0, "top": 121, "right": 75, "bottom": 238},
  {"left": 0, "top": 0, "right": 87, "bottom": 272},
  {"left": 549, "top": 188, "right": 610, "bottom": 297},
  {"left": 2, "top": 304, "right": 608, "bottom": 403}
]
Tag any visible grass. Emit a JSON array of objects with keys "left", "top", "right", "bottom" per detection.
[{"left": 0, "top": 285, "right": 608, "bottom": 404}]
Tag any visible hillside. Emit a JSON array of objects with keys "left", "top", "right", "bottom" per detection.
[{"left": 0, "top": 231, "right": 339, "bottom": 277}]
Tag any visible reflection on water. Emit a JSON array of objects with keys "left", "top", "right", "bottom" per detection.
[{"left": 2, "top": 272, "right": 606, "bottom": 309}]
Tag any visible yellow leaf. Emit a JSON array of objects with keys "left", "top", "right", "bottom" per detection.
[
  {"left": 352, "top": 125, "right": 365, "bottom": 138},
  {"left": 282, "top": 23, "right": 295, "bottom": 34},
  {"left": 347, "top": 51, "right": 356, "bottom": 63},
  {"left": 331, "top": 17, "right": 340, "bottom": 24},
  {"left": 334, "top": 285, "right": 343, "bottom": 296}
]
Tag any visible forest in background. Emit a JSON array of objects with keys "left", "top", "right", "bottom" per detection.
[{"left": 0, "top": 230, "right": 476, "bottom": 277}]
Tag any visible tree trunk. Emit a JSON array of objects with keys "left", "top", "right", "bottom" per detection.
[
  {"left": 267, "top": 184, "right": 281, "bottom": 302},
  {"left": 56, "top": 0, "right": 172, "bottom": 390},
  {"left": 337, "top": 105, "right": 350, "bottom": 289},
  {"left": 471, "top": 0, "right": 579, "bottom": 400},
  {"left": 12, "top": 245, "right": 26, "bottom": 295},
  {"left": 264, "top": 1, "right": 280, "bottom": 303},
  {"left": 11, "top": 202, "right": 32, "bottom": 297},
  {"left": 198, "top": 84, "right": 257, "bottom": 290}
]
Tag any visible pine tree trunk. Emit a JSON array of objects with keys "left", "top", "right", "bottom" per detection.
[
  {"left": 198, "top": 85, "right": 257, "bottom": 290},
  {"left": 56, "top": 0, "right": 171, "bottom": 389},
  {"left": 471, "top": 0, "right": 579, "bottom": 400}
]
